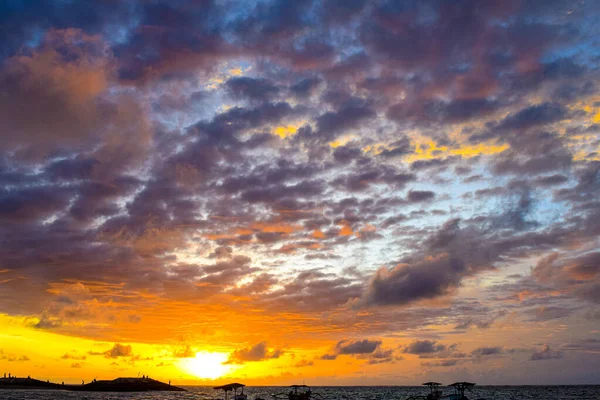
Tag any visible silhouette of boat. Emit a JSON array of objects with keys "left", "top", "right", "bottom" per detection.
[
  {"left": 214, "top": 382, "right": 248, "bottom": 400},
  {"left": 423, "top": 382, "right": 443, "bottom": 400},
  {"left": 271, "top": 384, "right": 325, "bottom": 400},
  {"left": 405, "top": 381, "right": 478, "bottom": 400},
  {"left": 446, "top": 382, "right": 476, "bottom": 400}
]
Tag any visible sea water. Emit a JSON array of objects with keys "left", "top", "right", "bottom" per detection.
[{"left": 0, "top": 386, "right": 599, "bottom": 400}]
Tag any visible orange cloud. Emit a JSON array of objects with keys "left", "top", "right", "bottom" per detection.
[{"left": 312, "top": 230, "right": 325, "bottom": 239}]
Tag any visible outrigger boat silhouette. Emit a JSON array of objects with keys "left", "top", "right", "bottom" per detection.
[
  {"left": 214, "top": 383, "right": 248, "bottom": 400},
  {"left": 422, "top": 382, "right": 443, "bottom": 400},
  {"left": 405, "top": 382, "right": 478, "bottom": 400},
  {"left": 271, "top": 385, "right": 325, "bottom": 400}
]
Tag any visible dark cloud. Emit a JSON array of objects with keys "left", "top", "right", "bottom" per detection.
[
  {"left": 190, "top": 101, "right": 296, "bottom": 146},
  {"left": 0, "top": 186, "right": 74, "bottom": 223},
  {"left": 402, "top": 340, "right": 446, "bottom": 355},
  {"left": 407, "top": 190, "right": 436, "bottom": 203},
  {"left": 368, "top": 347, "right": 396, "bottom": 364},
  {"left": 496, "top": 103, "right": 570, "bottom": 132},
  {"left": 226, "top": 342, "right": 284, "bottom": 364},
  {"left": 530, "top": 345, "right": 563, "bottom": 361},
  {"left": 533, "top": 174, "right": 569, "bottom": 187},
  {"left": 528, "top": 306, "right": 575, "bottom": 322},
  {"left": 421, "top": 359, "right": 458, "bottom": 367},
  {"left": 226, "top": 77, "right": 280, "bottom": 102},
  {"left": 562, "top": 338, "right": 600, "bottom": 353},
  {"left": 333, "top": 145, "right": 363, "bottom": 164},
  {"left": 471, "top": 347, "right": 504, "bottom": 357},
  {"left": 359, "top": 252, "right": 467, "bottom": 307},
  {"left": 453, "top": 311, "right": 505, "bottom": 330},
  {"left": 320, "top": 338, "right": 384, "bottom": 361},
  {"left": 320, "top": 353, "right": 338, "bottom": 360},
  {"left": 388, "top": 98, "right": 501, "bottom": 126},
  {"left": 336, "top": 339, "right": 381, "bottom": 355},
  {"left": 290, "top": 77, "right": 322, "bottom": 97},
  {"left": 313, "top": 104, "right": 375, "bottom": 142},
  {"left": 379, "top": 137, "right": 412, "bottom": 158}
]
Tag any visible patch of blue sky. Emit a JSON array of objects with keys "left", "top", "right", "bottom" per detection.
[
  {"left": 24, "top": 27, "right": 45, "bottom": 49},
  {"left": 541, "top": 42, "right": 599, "bottom": 67},
  {"left": 219, "top": 0, "right": 263, "bottom": 22},
  {"left": 100, "top": 1, "right": 141, "bottom": 46}
]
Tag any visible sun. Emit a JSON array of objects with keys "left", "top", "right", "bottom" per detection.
[{"left": 181, "top": 351, "right": 236, "bottom": 379}]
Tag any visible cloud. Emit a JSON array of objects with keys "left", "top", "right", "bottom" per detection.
[
  {"left": 61, "top": 353, "right": 87, "bottom": 361},
  {"left": 319, "top": 353, "right": 338, "bottom": 360},
  {"left": 173, "top": 344, "right": 195, "bottom": 358},
  {"left": 407, "top": 190, "right": 436, "bottom": 203},
  {"left": 495, "top": 103, "right": 570, "bottom": 132},
  {"left": 320, "top": 338, "right": 385, "bottom": 361},
  {"left": 89, "top": 343, "right": 133, "bottom": 358},
  {"left": 530, "top": 251, "right": 600, "bottom": 304},
  {"left": 530, "top": 345, "right": 563, "bottom": 361},
  {"left": 290, "top": 77, "right": 322, "bottom": 97},
  {"left": 470, "top": 347, "right": 504, "bottom": 357},
  {"left": 336, "top": 339, "right": 382, "bottom": 354},
  {"left": 562, "top": 338, "right": 600, "bottom": 353},
  {"left": 294, "top": 359, "right": 314, "bottom": 368},
  {"left": 359, "top": 253, "right": 467, "bottom": 307},
  {"left": 454, "top": 316, "right": 497, "bottom": 330},
  {"left": 421, "top": 359, "right": 459, "bottom": 367},
  {"left": 312, "top": 103, "right": 375, "bottom": 142},
  {"left": 402, "top": 340, "right": 446, "bottom": 355},
  {"left": 368, "top": 347, "right": 398, "bottom": 364},
  {"left": 527, "top": 306, "right": 575, "bottom": 322},
  {"left": 7, "top": 355, "right": 30, "bottom": 362},
  {"left": 226, "top": 77, "right": 280, "bottom": 102},
  {"left": 0, "top": 30, "right": 148, "bottom": 164},
  {"left": 226, "top": 342, "right": 284, "bottom": 364}
]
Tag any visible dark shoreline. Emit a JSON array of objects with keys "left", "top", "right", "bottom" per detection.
[{"left": 0, "top": 377, "right": 186, "bottom": 392}]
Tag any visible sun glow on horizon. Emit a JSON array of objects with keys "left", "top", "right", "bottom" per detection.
[{"left": 181, "top": 351, "right": 236, "bottom": 380}]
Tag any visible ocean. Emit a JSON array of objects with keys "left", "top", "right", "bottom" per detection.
[{"left": 0, "top": 386, "right": 599, "bottom": 400}]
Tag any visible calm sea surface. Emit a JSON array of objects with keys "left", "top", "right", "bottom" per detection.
[{"left": 1, "top": 386, "right": 599, "bottom": 400}]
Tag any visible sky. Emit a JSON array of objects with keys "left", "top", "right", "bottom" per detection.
[{"left": 0, "top": 0, "right": 599, "bottom": 386}]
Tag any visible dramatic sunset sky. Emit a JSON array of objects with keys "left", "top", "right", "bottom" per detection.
[{"left": 0, "top": 0, "right": 599, "bottom": 386}]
